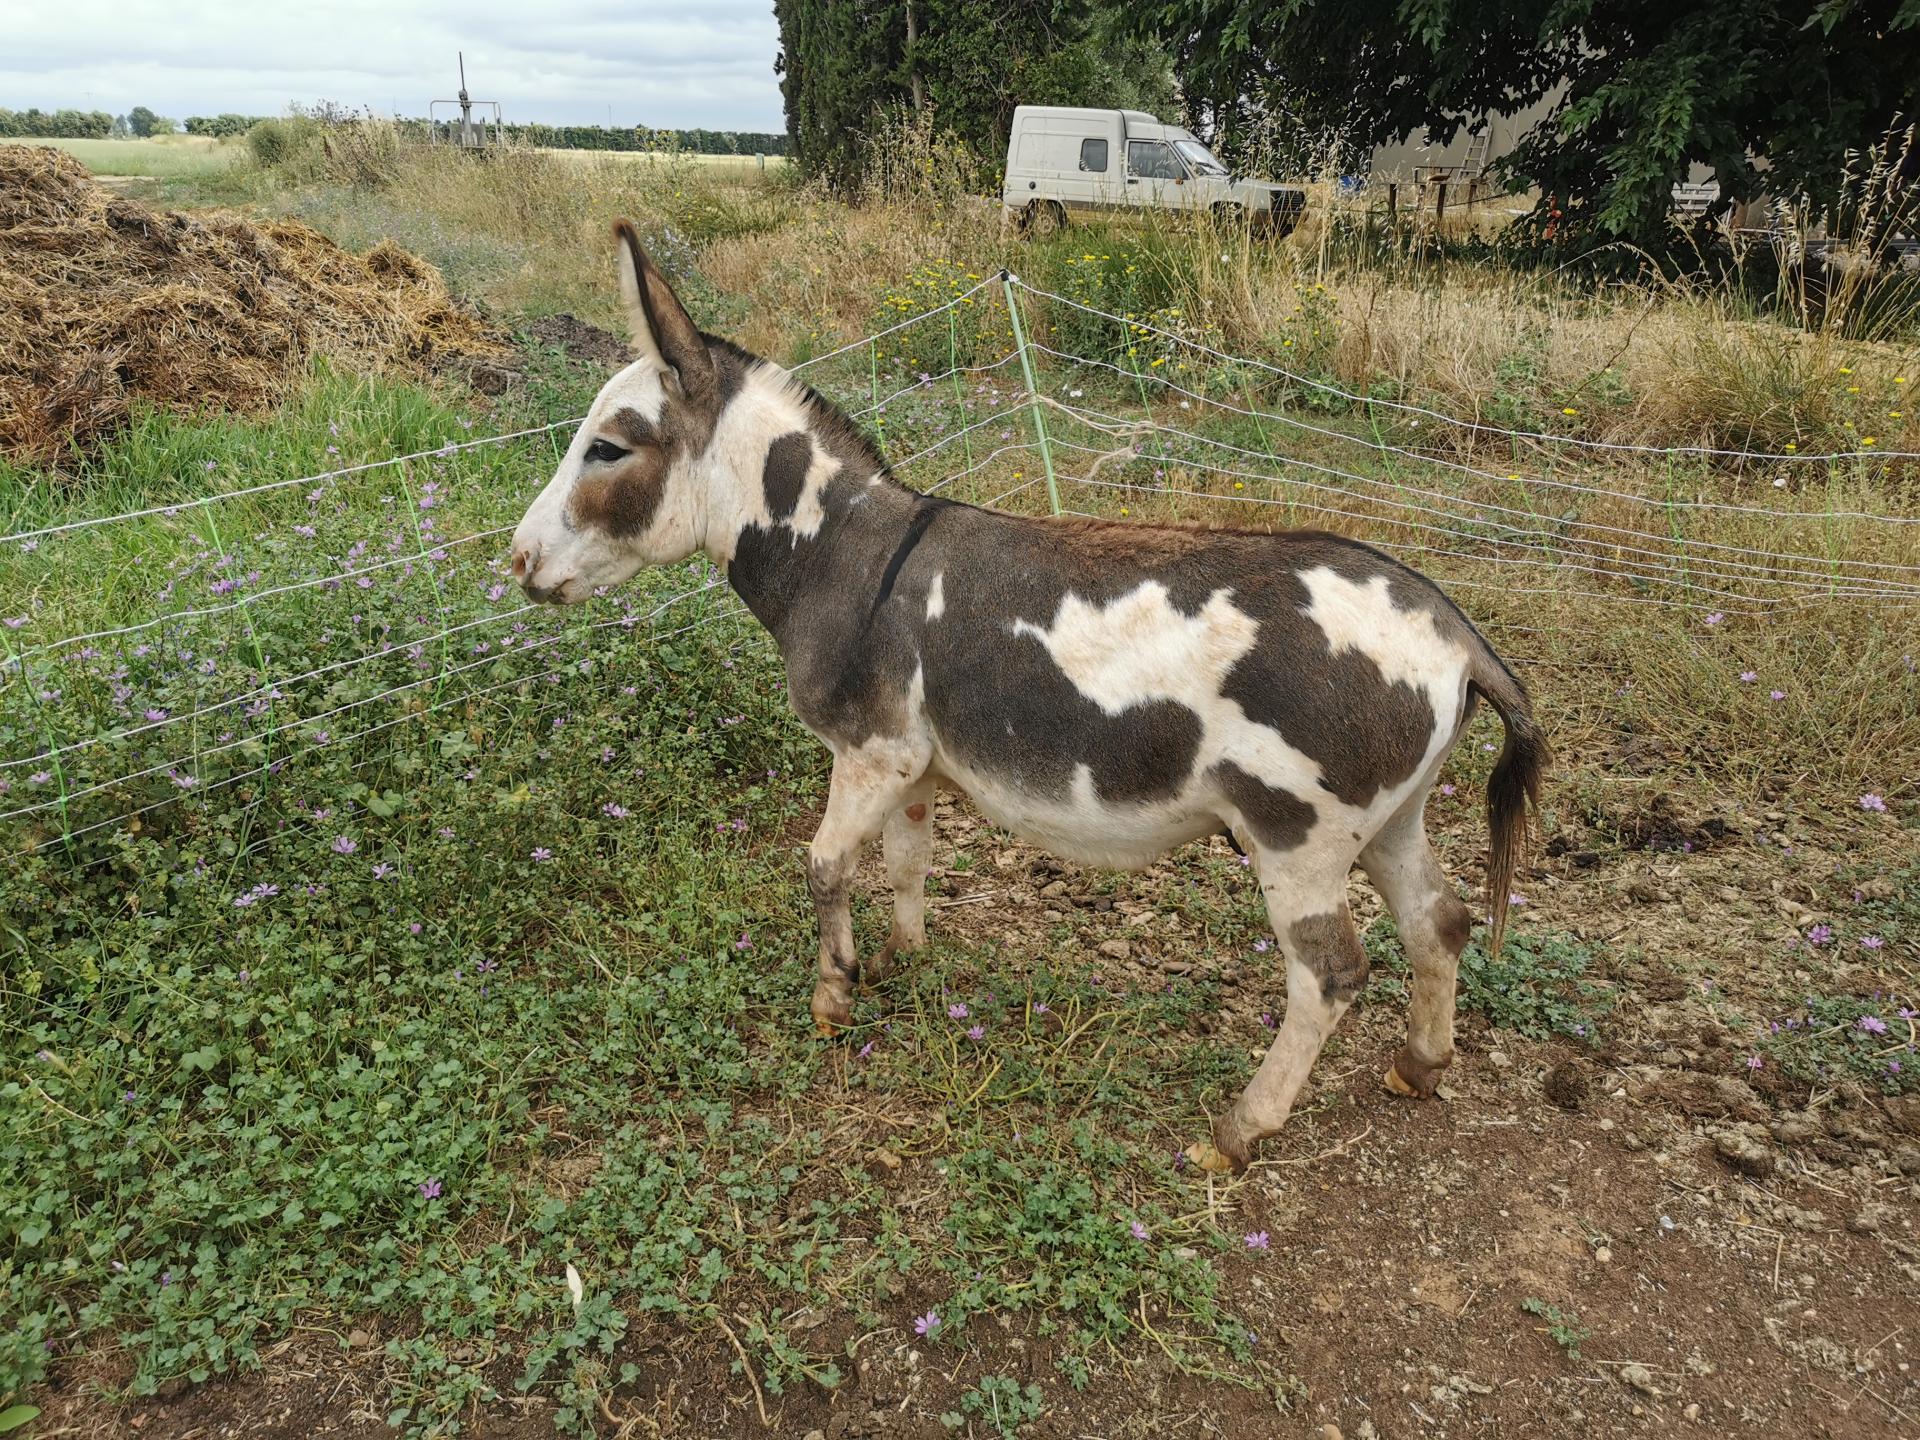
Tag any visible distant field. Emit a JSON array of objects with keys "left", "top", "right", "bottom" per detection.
[
  {"left": 533, "top": 145, "right": 787, "bottom": 168},
  {"left": 9, "top": 133, "right": 243, "bottom": 177}
]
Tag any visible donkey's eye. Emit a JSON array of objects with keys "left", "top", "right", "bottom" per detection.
[{"left": 584, "top": 439, "right": 629, "bottom": 465}]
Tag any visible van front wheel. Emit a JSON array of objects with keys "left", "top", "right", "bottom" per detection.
[{"left": 1022, "top": 200, "right": 1067, "bottom": 238}]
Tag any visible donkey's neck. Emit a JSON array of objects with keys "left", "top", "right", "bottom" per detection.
[{"left": 703, "top": 365, "right": 928, "bottom": 643}]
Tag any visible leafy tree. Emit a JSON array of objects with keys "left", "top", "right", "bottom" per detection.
[
  {"left": 127, "top": 106, "right": 177, "bottom": 138},
  {"left": 1142, "top": 0, "right": 1920, "bottom": 246},
  {"left": 775, "top": 0, "right": 1175, "bottom": 192}
]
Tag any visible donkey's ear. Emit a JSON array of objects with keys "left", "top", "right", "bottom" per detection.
[{"left": 613, "top": 219, "right": 713, "bottom": 393}]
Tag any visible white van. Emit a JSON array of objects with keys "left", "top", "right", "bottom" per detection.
[{"left": 1001, "top": 106, "right": 1306, "bottom": 236}]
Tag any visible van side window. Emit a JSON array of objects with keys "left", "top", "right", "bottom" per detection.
[
  {"left": 1078, "top": 138, "right": 1108, "bottom": 173},
  {"left": 1127, "top": 141, "right": 1183, "bottom": 181}
]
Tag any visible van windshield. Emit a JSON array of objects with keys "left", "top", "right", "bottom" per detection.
[{"left": 1174, "top": 140, "right": 1229, "bottom": 178}]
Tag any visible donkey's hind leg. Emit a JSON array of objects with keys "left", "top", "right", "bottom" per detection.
[
  {"left": 865, "top": 772, "right": 936, "bottom": 986},
  {"left": 1192, "top": 852, "right": 1368, "bottom": 1173},
  {"left": 1361, "top": 801, "right": 1473, "bottom": 1098}
]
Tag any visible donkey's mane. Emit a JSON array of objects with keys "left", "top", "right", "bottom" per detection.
[{"left": 705, "top": 331, "right": 909, "bottom": 496}]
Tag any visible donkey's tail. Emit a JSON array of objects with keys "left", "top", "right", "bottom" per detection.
[{"left": 1469, "top": 645, "right": 1548, "bottom": 960}]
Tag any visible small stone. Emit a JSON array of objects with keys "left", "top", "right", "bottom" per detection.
[
  {"left": 1041, "top": 880, "right": 1069, "bottom": 899},
  {"left": 1489, "top": 1049, "right": 1513, "bottom": 1070},
  {"left": 1713, "top": 1129, "right": 1777, "bottom": 1177},
  {"left": 1892, "top": 1144, "right": 1920, "bottom": 1176},
  {"left": 1599, "top": 1118, "right": 1615, "bottom": 1131},
  {"left": 1770, "top": 1112, "right": 1823, "bottom": 1145},
  {"left": 1620, "top": 1363, "right": 1659, "bottom": 1395},
  {"left": 1097, "top": 939, "right": 1131, "bottom": 961},
  {"left": 869, "top": 1147, "right": 902, "bottom": 1171},
  {"left": 804, "top": 1431, "right": 826, "bottom": 1440},
  {"left": 1042, "top": 909, "right": 1064, "bottom": 922},
  {"left": 1683, "top": 1403, "right": 1701, "bottom": 1422},
  {"left": 347, "top": 1328, "right": 373, "bottom": 1348},
  {"left": 1317, "top": 1427, "right": 1344, "bottom": 1440},
  {"left": 1594, "top": 1246, "right": 1612, "bottom": 1263},
  {"left": 1161, "top": 960, "right": 1193, "bottom": 976},
  {"left": 1847, "top": 1203, "right": 1892, "bottom": 1235}
]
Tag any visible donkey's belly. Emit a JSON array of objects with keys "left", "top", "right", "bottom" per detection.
[{"left": 930, "top": 748, "right": 1221, "bottom": 870}]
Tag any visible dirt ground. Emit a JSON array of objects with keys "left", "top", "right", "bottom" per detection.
[{"left": 28, "top": 789, "right": 1920, "bottom": 1439}]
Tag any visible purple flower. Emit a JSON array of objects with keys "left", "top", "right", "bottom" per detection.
[
  {"left": 966, "top": 1023, "right": 986, "bottom": 1041},
  {"left": 1032, "top": 1002, "right": 1048, "bottom": 1014},
  {"left": 1739, "top": 671, "right": 1758, "bottom": 683},
  {"left": 1859, "top": 793, "right": 1887, "bottom": 813},
  {"left": 734, "top": 932, "right": 752, "bottom": 950},
  {"left": 371, "top": 862, "right": 394, "bottom": 880},
  {"left": 530, "top": 847, "right": 553, "bottom": 863},
  {"left": 1746, "top": 1055, "right": 1763, "bottom": 1070},
  {"left": 1805, "top": 924, "right": 1834, "bottom": 946},
  {"left": 856, "top": 1040, "right": 876, "bottom": 1059},
  {"left": 913, "top": 1310, "right": 940, "bottom": 1337},
  {"left": 1704, "top": 612, "right": 1724, "bottom": 626},
  {"left": 1252, "top": 939, "right": 1270, "bottom": 953},
  {"left": 331, "top": 835, "right": 357, "bottom": 855},
  {"left": 1129, "top": 1220, "right": 1150, "bottom": 1241},
  {"left": 1770, "top": 689, "right": 1786, "bottom": 702},
  {"left": 419, "top": 1179, "right": 442, "bottom": 1199},
  {"left": 1439, "top": 782, "right": 1457, "bottom": 796},
  {"left": 948, "top": 1003, "right": 969, "bottom": 1020},
  {"left": 1861, "top": 935, "right": 1885, "bottom": 950},
  {"left": 1860, "top": 1016, "right": 1889, "bottom": 1035},
  {"left": 1244, "top": 1231, "right": 1271, "bottom": 1250}
]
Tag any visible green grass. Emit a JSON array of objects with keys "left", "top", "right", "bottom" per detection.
[{"left": 8, "top": 135, "right": 244, "bottom": 179}]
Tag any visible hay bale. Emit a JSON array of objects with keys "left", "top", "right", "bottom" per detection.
[{"left": 0, "top": 143, "right": 505, "bottom": 466}]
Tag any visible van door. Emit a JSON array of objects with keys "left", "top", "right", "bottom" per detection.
[{"left": 1125, "top": 138, "right": 1193, "bottom": 212}]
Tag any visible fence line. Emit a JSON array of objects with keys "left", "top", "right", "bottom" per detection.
[
  {"left": 1023, "top": 338, "right": 1920, "bottom": 535},
  {"left": 11, "top": 267, "right": 1920, "bottom": 851},
  {"left": 1041, "top": 409, "right": 1920, "bottom": 599},
  {"left": 1010, "top": 272, "right": 1920, "bottom": 467}
]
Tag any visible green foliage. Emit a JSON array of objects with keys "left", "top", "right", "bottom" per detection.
[
  {"left": 774, "top": 0, "right": 1175, "bottom": 192},
  {"left": 0, "top": 107, "right": 114, "bottom": 140},
  {"left": 1460, "top": 932, "right": 1616, "bottom": 1042},
  {"left": 1145, "top": 0, "right": 1920, "bottom": 250},
  {"left": 870, "top": 259, "right": 1012, "bottom": 373},
  {"left": 127, "top": 106, "right": 176, "bottom": 139},
  {"left": 184, "top": 114, "right": 266, "bottom": 138},
  {"left": 942, "top": 1373, "right": 1046, "bottom": 1437},
  {"left": 1753, "top": 991, "right": 1918, "bottom": 1094},
  {"left": 1521, "top": 1296, "right": 1591, "bottom": 1361}
]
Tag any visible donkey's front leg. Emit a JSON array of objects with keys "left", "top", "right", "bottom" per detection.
[
  {"left": 865, "top": 772, "right": 935, "bottom": 986},
  {"left": 807, "top": 747, "right": 927, "bottom": 1034}
]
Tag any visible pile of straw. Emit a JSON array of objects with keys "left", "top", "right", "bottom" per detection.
[{"left": 0, "top": 144, "right": 504, "bottom": 465}]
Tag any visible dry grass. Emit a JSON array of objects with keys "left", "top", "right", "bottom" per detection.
[{"left": 0, "top": 144, "right": 502, "bottom": 464}]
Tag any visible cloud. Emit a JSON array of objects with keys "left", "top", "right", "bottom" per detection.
[{"left": 2, "top": 0, "right": 787, "bottom": 131}]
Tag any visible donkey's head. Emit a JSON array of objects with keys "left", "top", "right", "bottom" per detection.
[{"left": 510, "top": 222, "right": 734, "bottom": 603}]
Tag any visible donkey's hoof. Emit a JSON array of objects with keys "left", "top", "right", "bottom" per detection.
[
  {"left": 1385, "top": 1047, "right": 1451, "bottom": 1098},
  {"left": 1185, "top": 1141, "right": 1238, "bottom": 1174},
  {"left": 861, "top": 949, "right": 899, "bottom": 988},
  {"left": 810, "top": 994, "right": 853, "bottom": 1036}
]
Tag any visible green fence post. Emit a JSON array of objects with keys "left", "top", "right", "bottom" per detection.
[{"left": 1002, "top": 272, "right": 1062, "bottom": 516}]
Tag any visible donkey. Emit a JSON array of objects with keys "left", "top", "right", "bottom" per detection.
[{"left": 510, "top": 222, "right": 1546, "bottom": 1173}]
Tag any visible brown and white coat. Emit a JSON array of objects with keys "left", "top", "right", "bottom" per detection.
[{"left": 511, "top": 223, "right": 1546, "bottom": 1172}]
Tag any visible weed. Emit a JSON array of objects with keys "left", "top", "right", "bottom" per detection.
[
  {"left": 1521, "top": 1297, "right": 1591, "bottom": 1361},
  {"left": 942, "top": 1373, "right": 1046, "bottom": 1438}
]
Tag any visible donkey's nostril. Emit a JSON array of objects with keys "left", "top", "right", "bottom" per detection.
[{"left": 510, "top": 545, "right": 536, "bottom": 582}]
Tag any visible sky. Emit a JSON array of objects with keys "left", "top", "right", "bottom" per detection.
[{"left": 2, "top": 0, "right": 788, "bottom": 132}]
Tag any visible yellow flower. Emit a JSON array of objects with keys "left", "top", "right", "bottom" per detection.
[
  {"left": 1785, "top": 442, "right": 1798, "bottom": 452},
  {"left": 1863, "top": 437, "right": 1878, "bottom": 446},
  {"left": 1892, "top": 411, "right": 1905, "bottom": 420},
  {"left": 1119, "top": 507, "right": 1129, "bottom": 516},
  {"left": 1839, "top": 366, "right": 1853, "bottom": 375},
  {"left": 1561, "top": 407, "right": 1578, "bottom": 416}
]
